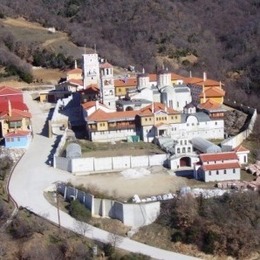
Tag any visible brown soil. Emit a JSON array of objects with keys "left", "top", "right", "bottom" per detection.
[
  {"left": 71, "top": 166, "right": 214, "bottom": 201},
  {"left": 2, "top": 17, "right": 46, "bottom": 30}
]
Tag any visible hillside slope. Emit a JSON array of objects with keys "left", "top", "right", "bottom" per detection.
[{"left": 0, "top": 0, "right": 259, "bottom": 107}]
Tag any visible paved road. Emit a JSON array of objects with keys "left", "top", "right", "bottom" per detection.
[{"left": 9, "top": 92, "right": 199, "bottom": 260}]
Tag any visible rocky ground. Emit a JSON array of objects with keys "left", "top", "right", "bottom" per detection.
[{"left": 224, "top": 109, "right": 248, "bottom": 136}]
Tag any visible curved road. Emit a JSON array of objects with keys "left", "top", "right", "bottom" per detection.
[{"left": 9, "top": 92, "right": 199, "bottom": 260}]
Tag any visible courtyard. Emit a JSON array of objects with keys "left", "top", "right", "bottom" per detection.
[{"left": 70, "top": 166, "right": 212, "bottom": 201}]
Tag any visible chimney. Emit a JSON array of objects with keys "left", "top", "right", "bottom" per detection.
[
  {"left": 203, "top": 85, "right": 206, "bottom": 103},
  {"left": 219, "top": 81, "right": 222, "bottom": 89},
  {"left": 203, "top": 72, "right": 207, "bottom": 82},
  {"left": 164, "top": 104, "right": 167, "bottom": 113},
  {"left": 189, "top": 71, "right": 192, "bottom": 78},
  {"left": 152, "top": 102, "right": 154, "bottom": 113},
  {"left": 95, "top": 100, "right": 99, "bottom": 110},
  {"left": 142, "top": 67, "right": 145, "bottom": 74},
  {"left": 74, "top": 60, "right": 78, "bottom": 69},
  {"left": 8, "top": 99, "right": 12, "bottom": 117}
]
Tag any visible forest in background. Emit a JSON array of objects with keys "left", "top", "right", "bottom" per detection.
[{"left": 0, "top": 0, "right": 259, "bottom": 107}]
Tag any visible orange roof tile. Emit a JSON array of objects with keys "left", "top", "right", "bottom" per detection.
[
  {"left": 68, "top": 79, "right": 83, "bottom": 86},
  {"left": 149, "top": 74, "right": 157, "bottom": 82},
  {"left": 202, "top": 162, "right": 240, "bottom": 171},
  {"left": 0, "top": 109, "right": 31, "bottom": 120},
  {"left": 81, "top": 101, "right": 109, "bottom": 111},
  {"left": 233, "top": 145, "right": 250, "bottom": 153},
  {"left": 139, "top": 102, "right": 178, "bottom": 116},
  {"left": 171, "top": 73, "right": 185, "bottom": 80},
  {"left": 199, "top": 87, "right": 225, "bottom": 98},
  {"left": 67, "top": 68, "right": 82, "bottom": 74},
  {"left": 100, "top": 62, "right": 113, "bottom": 69},
  {"left": 114, "top": 78, "right": 137, "bottom": 87},
  {"left": 88, "top": 109, "right": 137, "bottom": 122},
  {"left": 198, "top": 99, "right": 222, "bottom": 110},
  {"left": 183, "top": 77, "right": 222, "bottom": 87},
  {"left": 200, "top": 152, "right": 238, "bottom": 162},
  {"left": 0, "top": 86, "right": 22, "bottom": 95},
  {"left": 0, "top": 101, "right": 28, "bottom": 112},
  {"left": 5, "top": 130, "right": 31, "bottom": 137}
]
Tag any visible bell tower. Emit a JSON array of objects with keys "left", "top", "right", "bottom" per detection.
[
  {"left": 100, "top": 61, "right": 116, "bottom": 110},
  {"left": 82, "top": 53, "right": 100, "bottom": 88}
]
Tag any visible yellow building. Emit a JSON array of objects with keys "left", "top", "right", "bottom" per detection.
[{"left": 114, "top": 77, "right": 137, "bottom": 97}]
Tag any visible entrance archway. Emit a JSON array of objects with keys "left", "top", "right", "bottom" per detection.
[{"left": 180, "top": 157, "right": 191, "bottom": 167}]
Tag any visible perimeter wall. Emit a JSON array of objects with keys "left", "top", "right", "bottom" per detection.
[
  {"left": 57, "top": 183, "right": 160, "bottom": 228},
  {"left": 221, "top": 99, "right": 257, "bottom": 150}
]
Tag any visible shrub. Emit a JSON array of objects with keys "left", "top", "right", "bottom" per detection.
[
  {"left": 103, "top": 243, "right": 115, "bottom": 257},
  {"left": 68, "top": 199, "right": 91, "bottom": 222}
]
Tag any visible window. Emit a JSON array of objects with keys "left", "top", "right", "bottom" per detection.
[
  {"left": 233, "top": 169, "right": 236, "bottom": 173},
  {"left": 224, "top": 170, "right": 226, "bottom": 174},
  {"left": 244, "top": 156, "right": 247, "bottom": 163},
  {"left": 215, "top": 122, "right": 218, "bottom": 125},
  {"left": 188, "top": 147, "right": 191, "bottom": 153},
  {"left": 216, "top": 170, "right": 219, "bottom": 175},
  {"left": 17, "top": 137, "right": 20, "bottom": 142},
  {"left": 177, "top": 148, "right": 180, "bottom": 153},
  {"left": 209, "top": 171, "right": 211, "bottom": 176}
]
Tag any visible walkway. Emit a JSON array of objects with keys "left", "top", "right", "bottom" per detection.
[{"left": 9, "top": 92, "right": 199, "bottom": 260}]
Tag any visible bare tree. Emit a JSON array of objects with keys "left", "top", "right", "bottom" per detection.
[
  {"left": 107, "top": 225, "right": 123, "bottom": 248},
  {"left": 73, "top": 219, "right": 92, "bottom": 236}
]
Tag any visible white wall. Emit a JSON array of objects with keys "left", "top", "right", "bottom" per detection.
[
  {"left": 94, "top": 157, "right": 112, "bottom": 171},
  {"left": 54, "top": 154, "right": 167, "bottom": 174},
  {"left": 91, "top": 128, "right": 136, "bottom": 142},
  {"left": 203, "top": 168, "right": 240, "bottom": 182},
  {"left": 58, "top": 183, "right": 160, "bottom": 228},
  {"left": 131, "top": 155, "right": 149, "bottom": 167},
  {"left": 112, "top": 156, "right": 131, "bottom": 169}
]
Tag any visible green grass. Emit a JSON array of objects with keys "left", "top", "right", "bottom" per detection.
[{"left": 75, "top": 140, "right": 164, "bottom": 157}]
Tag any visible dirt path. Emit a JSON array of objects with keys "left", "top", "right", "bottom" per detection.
[
  {"left": 2, "top": 17, "right": 46, "bottom": 30},
  {"left": 42, "top": 36, "right": 68, "bottom": 47}
]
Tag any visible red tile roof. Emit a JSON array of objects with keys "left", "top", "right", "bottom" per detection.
[
  {"left": 0, "top": 101, "right": 28, "bottom": 112},
  {"left": 100, "top": 62, "right": 113, "bottom": 69},
  {"left": 200, "top": 152, "right": 238, "bottom": 162},
  {"left": 139, "top": 102, "right": 178, "bottom": 116},
  {"left": 0, "top": 109, "right": 31, "bottom": 120},
  {"left": 202, "top": 162, "right": 240, "bottom": 171},
  {"left": 199, "top": 87, "right": 225, "bottom": 98},
  {"left": 114, "top": 77, "right": 137, "bottom": 87},
  {"left": 171, "top": 73, "right": 185, "bottom": 80},
  {"left": 67, "top": 68, "right": 82, "bottom": 74},
  {"left": 5, "top": 130, "right": 31, "bottom": 137},
  {"left": 149, "top": 74, "right": 157, "bottom": 82},
  {"left": 183, "top": 77, "right": 222, "bottom": 87},
  {"left": 197, "top": 99, "right": 223, "bottom": 110},
  {"left": 233, "top": 145, "right": 250, "bottom": 153},
  {"left": 0, "top": 86, "right": 22, "bottom": 95},
  {"left": 88, "top": 109, "right": 137, "bottom": 122},
  {"left": 81, "top": 101, "right": 108, "bottom": 110},
  {"left": 68, "top": 79, "right": 83, "bottom": 86}
]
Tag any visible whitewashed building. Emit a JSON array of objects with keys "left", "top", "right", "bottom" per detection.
[{"left": 194, "top": 152, "right": 241, "bottom": 182}]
